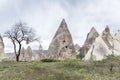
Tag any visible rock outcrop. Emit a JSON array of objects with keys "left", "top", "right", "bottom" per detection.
[
  {"left": 84, "top": 26, "right": 116, "bottom": 60},
  {"left": 102, "top": 25, "right": 113, "bottom": 49},
  {"left": 24, "top": 46, "right": 33, "bottom": 61},
  {"left": 74, "top": 44, "right": 80, "bottom": 54},
  {"left": 20, "top": 47, "right": 25, "bottom": 60},
  {"left": 38, "top": 44, "right": 43, "bottom": 59},
  {"left": 0, "top": 35, "right": 4, "bottom": 61},
  {"left": 81, "top": 27, "right": 99, "bottom": 56},
  {"left": 47, "top": 19, "right": 76, "bottom": 59},
  {"left": 84, "top": 36, "right": 111, "bottom": 60},
  {"left": 37, "top": 44, "right": 46, "bottom": 60},
  {"left": 112, "top": 31, "right": 120, "bottom": 55}
]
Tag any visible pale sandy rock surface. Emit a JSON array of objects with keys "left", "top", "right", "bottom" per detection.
[
  {"left": 102, "top": 26, "right": 113, "bottom": 48},
  {"left": 84, "top": 26, "right": 120, "bottom": 60},
  {"left": 24, "top": 46, "right": 33, "bottom": 61},
  {"left": 20, "top": 47, "right": 25, "bottom": 60},
  {"left": 84, "top": 36, "right": 111, "bottom": 60},
  {"left": 47, "top": 19, "right": 76, "bottom": 59},
  {"left": 81, "top": 27, "right": 99, "bottom": 56},
  {"left": 0, "top": 35, "right": 4, "bottom": 61},
  {"left": 74, "top": 44, "right": 80, "bottom": 54}
]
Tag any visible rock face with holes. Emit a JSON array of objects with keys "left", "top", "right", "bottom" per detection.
[
  {"left": 81, "top": 27, "right": 99, "bottom": 56},
  {"left": 0, "top": 35, "right": 4, "bottom": 61},
  {"left": 47, "top": 19, "right": 76, "bottom": 59}
]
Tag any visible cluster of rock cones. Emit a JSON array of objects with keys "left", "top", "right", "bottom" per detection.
[
  {"left": 82, "top": 26, "right": 120, "bottom": 60},
  {"left": 1, "top": 19, "right": 120, "bottom": 61}
]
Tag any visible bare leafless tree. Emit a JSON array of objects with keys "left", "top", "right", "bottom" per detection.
[{"left": 4, "top": 21, "right": 38, "bottom": 62}]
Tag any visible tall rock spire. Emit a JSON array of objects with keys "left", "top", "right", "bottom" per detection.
[
  {"left": 38, "top": 44, "right": 43, "bottom": 59},
  {"left": 53, "top": 19, "right": 70, "bottom": 39},
  {"left": 0, "top": 35, "right": 4, "bottom": 61},
  {"left": 24, "top": 46, "right": 33, "bottom": 61},
  {"left": 102, "top": 25, "right": 113, "bottom": 48},
  {"left": 84, "top": 36, "right": 110, "bottom": 60},
  {"left": 47, "top": 19, "right": 76, "bottom": 59},
  {"left": 20, "top": 47, "right": 25, "bottom": 60},
  {"left": 84, "top": 26, "right": 113, "bottom": 60},
  {"left": 81, "top": 27, "right": 99, "bottom": 56}
]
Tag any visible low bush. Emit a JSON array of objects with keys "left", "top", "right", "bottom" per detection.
[{"left": 41, "top": 58, "right": 60, "bottom": 62}]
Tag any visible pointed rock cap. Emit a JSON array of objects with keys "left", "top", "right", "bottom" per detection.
[
  {"left": 104, "top": 25, "right": 110, "bottom": 33},
  {"left": 102, "top": 25, "right": 111, "bottom": 36},
  {"left": 26, "top": 46, "right": 32, "bottom": 54},
  {"left": 39, "top": 44, "right": 42, "bottom": 49},
  {"left": 102, "top": 25, "right": 112, "bottom": 48},
  {"left": 81, "top": 27, "right": 99, "bottom": 55},
  {"left": 20, "top": 47, "right": 25, "bottom": 58},
  {"left": 87, "top": 27, "right": 99, "bottom": 39},
  {"left": 27, "top": 46, "right": 32, "bottom": 50},
  {"left": 21, "top": 47, "right": 25, "bottom": 53},
  {"left": 102, "top": 25, "right": 111, "bottom": 35},
  {"left": 26, "top": 46, "right": 32, "bottom": 53},
  {"left": 47, "top": 18, "right": 75, "bottom": 59},
  {"left": 61, "top": 18, "right": 66, "bottom": 24},
  {"left": 91, "top": 27, "right": 97, "bottom": 32},
  {"left": 53, "top": 18, "right": 70, "bottom": 39},
  {"left": 39, "top": 44, "right": 43, "bottom": 51},
  {"left": 74, "top": 44, "right": 81, "bottom": 52}
]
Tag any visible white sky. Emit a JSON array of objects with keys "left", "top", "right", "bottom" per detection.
[{"left": 0, "top": 0, "right": 120, "bottom": 53}]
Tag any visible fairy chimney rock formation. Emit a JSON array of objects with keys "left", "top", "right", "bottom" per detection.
[
  {"left": 81, "top": 27, "right": 99, "bottom": 55},
  {"left": 84, "top": 36, "right": 111, "bottom": 60},
  {"left": 84, "top": 26, "right": 114, "bottom": 60},
  {"left": 110, "top": 31, "right": 120, "bottom": 55},
  {"left": 24, "top": 46, "right": 33, "bottom": 61},
  {"left": 47, "top": 19, "right": 76, "bottom": 59},
  {"left": 0, "top": 35, "right": 4, "bottom": 61},
  {"left": 38, "top": 44, "right": 44, "bottom": 59},
  {"left": 74, "top": 44, "right": 80, "bottom": 53},
  {"left": 20, "top": 47, "right": 25, "bottom": 60},
  {"left": 102, "top": 25, "right": 113, "bottom": 48}
]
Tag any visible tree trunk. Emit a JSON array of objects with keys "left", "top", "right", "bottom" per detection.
[
  {"left": 110, "top": 64, "right": 113, "bottom": 72},
  {"left": 16, "top": 55, "right": 19, "bottom": 62},
  {"left": 13, "top": 41, "right": 17, "bottom": 55},
  {"left": 12, "top": 40, "right": 18, "bottom": 61},
  {"left": 16, "top": 43, "right": 22, "bottom": 62}
]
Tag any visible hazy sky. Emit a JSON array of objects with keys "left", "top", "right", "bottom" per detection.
[{"left": 0, "top": 0, "right": 120, "bottom": 53}]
